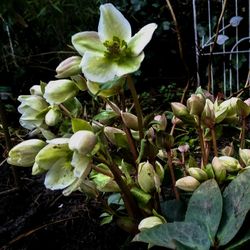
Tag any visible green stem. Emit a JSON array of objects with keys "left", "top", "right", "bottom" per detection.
[
  {"left": 211, "top": 127, "right": 218, "bottom": 157},
  {"left": 197, "top": 116, "right": 206, "bottom": 167},
  {"left": 0, "top": 99, "right": 20, "bottom": 188},
  {"left": 127, "top": 75, "right": 144, "bottom": 140},
  {"left": 165, "top": 150, "right": 180, "bottom": 200}
]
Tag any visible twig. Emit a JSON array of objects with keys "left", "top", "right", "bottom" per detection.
[{"left": 0, "top": 187, "right": 18, "bottom": 196}]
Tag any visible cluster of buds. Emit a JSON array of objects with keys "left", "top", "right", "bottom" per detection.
[{"left": 176, "top": 155, "right": 243, "bottom": 192}]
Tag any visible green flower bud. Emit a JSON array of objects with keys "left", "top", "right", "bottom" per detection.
[
  {"left": 218, "top": 156, "right": 242, "bottom": 173},
  {"left": 69, "top": 130, "right": 97, "bottom": 155},
  {"left": 138, "top": 161, "right": 157, "bottom": 193},
  {"left": 155, "top": 161, "right": 164, "bottom": 182},
  {"left": 175, "top": 176, "right": 200, "bottom": 192},
  {"left": 236, "top": 99, "right": 250, "bottom": 118},
  {"left": 17, "top": 95, "right": 49, "bottom": 130},
  {"left": 7, "top": 139, "right": 46, "bottom": 167},
  {"left": 138, "top": 216, "right": 164, "bottom": 231},
  {"left": 201, "top": 99, "right": 215, "bottom": 128},
  {"left": 188, "top": 167, "right": 208, "bottom": 182},
  {"left": 44, "top": 79, "right": 79, "bottom": 104},
  {"left": 29, "top": 85, "right": 43, "bottom": 96},
  {"left": 55, "top": 56, "right": 82, "bottom": 78},
  {"left": 239, "top": 149, "right": 250, "bottom": 166},
  {"left": 171, "top": 102, "right": 195, "bottom": 125},
  {"left": 45, "top": 107, "right": 62, "bottom": 126},
  {"left": 205, "top": 163, "right": 215, "bottom": 179},
  {"left": 212, "top": 157, "right": 227, "bottom": 184},
  {"left": 121, "top": 112, "right": 139, "bottom": 131},
  {"left": 187, "top": 94, "right": 205, "bottom": 116}
]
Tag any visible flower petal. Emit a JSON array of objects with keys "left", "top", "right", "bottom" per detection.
[
  {"left": 71, "top": 31, "right": 105, "bottom": 56},
  {"left": 98, "top": 3, "right": 131, "bottom": 42},
  {"left": 128, "top": 23, "right": 157, "bottom": 56},
  {"left": 71, "top": 152, "right": 91, "bottom": 178},
  {"left": 116, "top": 53, "right": 145, "bottom": 77},
  {"left": 81, "top": 52, "right": 119, "bottom": 83}
]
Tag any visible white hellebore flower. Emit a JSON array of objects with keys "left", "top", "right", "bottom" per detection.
[{"left": 72, "top": 3, "right": 157, "bottom": 83}]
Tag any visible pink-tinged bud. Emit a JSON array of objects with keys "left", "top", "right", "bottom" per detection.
[
  {"left": 171, "top": 102, "right": 195, "bottom": 125},
  {"left": 187, "top": 94, "right": 205, "bottom": 116},
  {"left": 153, "top": 114, "right": 167, "bottom": 131},
  {"left": 178, "top": 143, "right": 190, "bottom": 153},
  {"left": 69, "top": 130, "right": 97, "bottom": 155},
  {"left": 121, "top": 112, "right": 139, "bottom": 131},
  {"left": 175, "top": 176, "right": 200, "bottom": 192},
  {"left": 244, "top": 98, "right": 250, "bottom": 106},
  {"left": 212, "top": 157, "right": 227, "bottom": 184},
  {"left": 188, "top": 167, "right": 208, "bottom": 182},
  {"left": 55, "top": 56, "right": 82, "bottom": 78}
]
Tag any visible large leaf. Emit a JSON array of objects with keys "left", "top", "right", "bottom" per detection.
[
  {"left": 71, "top": 118, "right": 93, "bottom": 132},
  {"left": 161, "top": 199, "right": 186, "bottom": 222},
  {"left": 133, "top": 222, "right": 210, "bottom": 250},
  {"left": 185, "top": 179, "right": 222, "bottom": 245},
  {"left": 217, "top": 169, "right": 250, "bottom": 246},
  {"left": 225, "top": 227, "right": 250, "bottom": 250}
]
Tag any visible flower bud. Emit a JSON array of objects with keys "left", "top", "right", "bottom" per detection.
[
  {"left": 55, "top": 56, "right": 82, "bottom": 78},
  {"left": 188, "top": 167, "right": 208, "bottom": 182},
  {"left": 29, "top": 85, "right": 43, "bottom": 96},
  {"left": 138, "top": 161, "right": 157, "bottom": 193},
  {"left": 152, "top": 114, "right": 167, "bottom": 131},
  {"left": 212, "top": 157, "right": 227, "bottom": 184},
  {"left": 239, "top": 149, "right": 250, "bottom": 166},
  {"left": 205, "top": 163, "right": 215, "bottom": 179},
  {"left": 218, "top": 156, "right": 242, "bottom": 173},
  {"left": 45, "top": 107, "right": 62, "bottom": 126},
  {"left": 178, "top": 143, "right": 190, "bottom": 153},
  {"left": 104, "top": 126, "right": 127, "bottom": 146},
  {"left": 69, "top": 130, "right": 97, "bottom": 155},
  {"left": 221, "top": 144, "right": 234, "bottom": 156},
  {"left": 155, "top": 161, "right": 164, "bottom": 182},
  {"left": 187, "top": 94, "right": 205, "bottom": 116},
  {"left": 236, "top": 99, "right": 250, "bottom": 118},
  {"left": 44, "top": 79, "right": 79, "bottom": 104},
  {"left": 121, "top": 112, "right": 139, "bottom": 131},
  {"left": 175, "top": 176, "right": 200, "bottom": 192},
  {"left": 138, "top": 216, "right": 164, "bottom": 231},
  {"left": 201, "top": 99, "right": 215, "bottom": 128},
  {"left": 7, "top": 139, "right": 46, "bottom": 167},
  {"left": 171, "top": 102, "right": 195, "bottom": 125}
]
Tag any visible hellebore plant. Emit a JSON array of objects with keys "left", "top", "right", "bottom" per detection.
[{"left": 6, "top": 3, "right": 250, "bottom": 249}]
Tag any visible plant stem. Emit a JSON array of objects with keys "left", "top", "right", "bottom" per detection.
[
  {"left": 127, "top": 75, "right": 144, "bottom": 140},
  {"left": 0, "top": 99, "right": 20, "bottom": 188},
  {"left": 240, "top": 117, "right": 246, "bottom": 149},
  {"left": 197, "top": 116, "right": 206, "bottom": 167},
  {"left": 165, "top": 150, "right": 180, "bottom": 200},
  {"left": 211, "top": 127, "right": 218, "bottom": 157}
]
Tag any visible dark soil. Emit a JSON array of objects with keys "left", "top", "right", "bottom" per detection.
[{"left": 0, "top": 164, "right": 147, "bottom": 250}]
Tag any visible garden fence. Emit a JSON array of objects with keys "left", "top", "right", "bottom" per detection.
[{"left": 192, "top": 0, "right": 250, "bottom": 97}]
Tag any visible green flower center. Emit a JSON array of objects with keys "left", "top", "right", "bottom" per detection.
[{"left": 103, "top": 36, "right": 129, "bottom": 60}]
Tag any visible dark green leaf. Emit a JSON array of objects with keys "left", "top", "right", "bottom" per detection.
[
  {"left": 185, "top": 179, "right": 222, "bottom": 245},
  {"left": 217, "top": 169, "right": 250, "bottom": 246},
  {"left": 225, "top": 227, "right": 250, "bottom": 250},
  {"left": 133, "top": 222, "right": 210, "bottom": 250},
  {"left": 161, "top": 199, "right": 186, "bottom": 222}
]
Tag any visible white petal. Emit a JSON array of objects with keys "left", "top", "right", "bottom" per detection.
[
  {"left": 116, "top": 53, "right": 145, "bottom": 77},
  {"left": 71, "top": 152, "right": 91, "bottom": 178},
  {"left": 128, "top": 23, "right": 157, "bottom": 56},
  {"left": 71, "top": 31, "right": 105, "bottom": 56},
  {"left": 81, "top": 52, "right": 119, "bottom": 83},
  {"left": 98, "top": 3, "right": 131, "bottom": 42},
  {"left": 44, "top": 159, "right": 75, "bottom": 190}
]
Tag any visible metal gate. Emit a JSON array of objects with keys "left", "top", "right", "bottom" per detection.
[{"left": 192, "top": 0, "right": 250, "bottom": 97}]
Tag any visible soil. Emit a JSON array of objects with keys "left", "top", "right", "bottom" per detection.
[{"left": 0, "top": 164, "right": 148, "bottom": 250}]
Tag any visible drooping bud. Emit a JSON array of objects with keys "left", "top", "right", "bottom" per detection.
[
  {"left": 152, "top": 114, "right": 167, "bottom": 131},
  {"left": 171, "top": 102, "right": 195, "bottom": 125},
  {"left": 121, "top": 111, "right": 139, "bottom": 131},
  {"left": 55, "top": 56, "right": 82, "bottom": 78},
  {"left": 175, "top": 176, "right": 200, "bottom": 192},
  {"left": 236, "top": 99, "right": 250, "bottom": 118},
  {"left": 69, "top": 130, "right": 97, "bottom": 155},
  {"left": 45, "top": 107, "right": 62, "bottom": 126},
  {"left": 239, "top": 149, "right": 250, "bottom": 166},
  {"left": 188, "top": 167, "right": 208, "bottom": 182},
  {"left": 44, "top": 79, "right": 79, "bottom": 104},
  {"left": 138, "top": 216, "right": 164, "bottom": 231},
  {"left": 155, "top": 161, "right": 164, "bottom": 182},
  {"left": 7, "top": 139, "right": 46, "bottom": 167},
  {"left": 212, "top": 157, "right": 227, "bottom": 184},
  {"left": 138, "top": 161, "right": 157, "bottom": 193},
  {"left": 218, "top": 156, "right": 242, "bottom": 173},
  {"left": 187, "top": 94, "right": 205, "bottom": 116}
]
